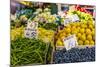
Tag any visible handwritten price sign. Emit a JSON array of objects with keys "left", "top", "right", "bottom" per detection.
[
  {"left": 63, "top": 35, "right": 78, "bottom": 50},
  {"left": 24, "top": 28, "right": 38, "bottom": 38},
  {"left": 24, "top": 21, "right": 38, "bottom": 38},
  {"left": 64, "top": 14, "right": 80, "bottom": 26}
]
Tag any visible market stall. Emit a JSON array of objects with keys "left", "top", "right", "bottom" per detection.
[{"left": 10, "top": 1, "right": 95, "bottom": 66}]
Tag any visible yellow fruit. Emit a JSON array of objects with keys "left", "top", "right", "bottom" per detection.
[
  {"left": 59, "top": 32, "right": 66, "bottom": 38},
  {"left": 77, "top": 33, "right": 81, "bottom": 39},
  {"left": 89, "top": 24, "right": 93, "bottom": 29},
  {"left": 71, "top": 27, "right": 77, "bottom": 32},
  {"left": 87, "top": 22, "right": 93, "bottom": 25},
  {"left": 89, "top": 40, "right": 95, "bottom": 45},
  {"left": 65, "top": 28, "right": 71, "bottom": 34},
  {"left": 92, "top": 30, "right": 95, "bottom": 36},
  {"left": 72, "top": 30, "right": 77, "bottom": 34},
  {"left": 93, "top": 36, "right": 95, "bottom": 41},
  {"left": 85, "top": 28, "right": 92, "bottom": 35},
  {"left": 38, "top": 28, "right": 54, "bottom": 43},
  {"left": 60, "top": 36, "right": 66, "bottom": 40},
  {"left": 80, "top": 34, "right": 86, "bottom": 41},
  {"left": 80, "top": 28, "right": 85, "bottom": 34},
  {"left": 66, "top": 33, "right": 71, "bottom": 37},
  {"left": 77, "top": 27, "right": 80, "bottom": 32},
  {"left": 81, "top": 24, "right": 86, "bottom": 28},
  {"left": 71, "top": 26, "right": 76, "bottom": 29},
  {"left": 92, "top": 28, "right": 95, "bottom": 31},
  {"left": 11, "top": 26, "right": 24, "bottom": 40},
  {"left": 84, "top": 40, "right": 89, "bottom": 45},
  {"left": 56, "top": 39, "right": 63, "bottom": 46},
  {"left": 87, "top": 35, "right": 92, "bottom": 41},
  {"left": 77, "top": 29, "right": 79, "bottom": 33},
  {"left": 78, "top": 40, "right": 83, "bottom": 45},
  {"left": 76, "top": 22, "right": 80, "bottom": 26},
  {"left": 70, "top": 23, "right": 75, "bottom": 26},
  {"left": 58, "top": 30, "right": 63, "bottom": 34}
]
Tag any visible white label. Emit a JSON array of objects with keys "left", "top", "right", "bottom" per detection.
[
  {"left": 24, "top": 28, "right": 37, "bottom": 38},
  {"left": 25, "top": 21, "right": 38, "bottom": 38},
  {"left": 71, "top": 14, "right": 80, "bottom": 22},
  {"left": 63, "top": 35, "right": 78, "bottom": 50},
  {"left": 64, "top": 14, "right": 80, "bottom": 26},
  {"left": 64, "top": 18, "right": 72, "bottom": 25}
]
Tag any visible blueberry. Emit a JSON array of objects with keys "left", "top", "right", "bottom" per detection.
[{"left": 53, "top": 47, "right": 95, "bottom": 63}]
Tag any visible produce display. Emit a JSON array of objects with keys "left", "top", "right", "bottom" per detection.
[
  {"left": 38, "top": 22, "right": 58, "bottom": 31},
  {"left": 33, "top": 8, "right": 57, "bottom": 23},
  {"left": 16, "top": 9, "right": 34, "bottom": 19},
  {"left": 11, "top": 38, "right": 52, "bottom": 66},
  {"left": 53, "top": 47, "right": 95, "bottom": 63},
  {"left": 55, "top": 21, "right": 95, "bottom": 47},
  {"left": 11, "top": 26, "right": 24, "bottom": 40},
  {"left": 67, "top": 10, "right": 93, "bottom": 22},
  {"left": 11, "top": 1, "right": 95, "bottom": 66},
  {"left": 38, "top": 27, "right": 55, "bottom": 43}
]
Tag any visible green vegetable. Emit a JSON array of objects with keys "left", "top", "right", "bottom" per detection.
[{"left": 11, "top": 38, "right": 52, "bottom": 66}]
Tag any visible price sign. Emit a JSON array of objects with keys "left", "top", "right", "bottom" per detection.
[
  {"left": 71, "top": 14, "right": 80, "bottom": 22},
  {"left": 64, "top": 18, "right": 71, "bottom": 26},
  {"left": 63, "top": 35, "right": 78, "bottom": 50},
  {"left": 64, "top": 14, "right": 80, "bottom": 26},
  {"left": 24, "top": 21, "right": 38, "bottom": 38},
  {"left": 24, "top": 28, "right": 38, "bottom": 38}
]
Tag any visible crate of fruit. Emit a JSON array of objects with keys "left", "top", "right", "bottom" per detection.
[{"left": 54, "top": 16, "right": 95, "bottom": 50}]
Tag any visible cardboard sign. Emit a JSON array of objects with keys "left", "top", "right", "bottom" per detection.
[{"left": 63, "top": 35, "right": 78, "bottom": 50}]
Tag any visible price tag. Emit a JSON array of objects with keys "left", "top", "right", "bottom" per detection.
[
  {"left": 24, "top": 28, "right": 38, "bottom": 38},
  {"left": 63, "top": 35, "right": 78, "bottom": 50},
  {"left": 25, "top": 21, "right": 38, "bottom": 38},
  {"left": 71, "top": 14, "right": 80, "bottom": 22},
  {"left": 64, "top": 18, "right": 72, "bottom": 26},
  {"left": 64, "top": 14, "right": 80, "bottom": 26}
]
